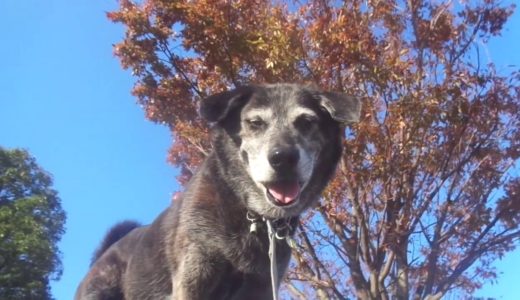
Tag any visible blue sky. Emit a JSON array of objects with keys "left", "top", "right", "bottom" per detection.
[{"left": 0, "top": 1, "right": 518, "bottom": 299}]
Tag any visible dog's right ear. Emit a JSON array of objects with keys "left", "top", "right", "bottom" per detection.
[{"left": 200, "top": 86, "right": 254, "bottom": 123}]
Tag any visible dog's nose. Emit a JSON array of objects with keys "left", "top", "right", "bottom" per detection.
[{"left": 268, "top": 147, "right": 300, "bottom": 170}]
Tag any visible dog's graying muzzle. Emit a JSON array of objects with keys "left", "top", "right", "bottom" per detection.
[{"left": 268, "top": 146, "right": 300, "bottom": 171}]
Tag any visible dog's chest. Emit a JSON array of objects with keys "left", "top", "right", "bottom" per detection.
[{"left": 227, "top": 227, "right": 291, "bottom": 276}]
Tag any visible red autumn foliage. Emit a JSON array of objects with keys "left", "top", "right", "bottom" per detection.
[{"left": 108, "top": 0, "right": 519, "bottom": 298}]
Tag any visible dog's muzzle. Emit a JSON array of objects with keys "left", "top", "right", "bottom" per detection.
[{"left": 264, "top": 146, "right": 301, "bottom": 206}]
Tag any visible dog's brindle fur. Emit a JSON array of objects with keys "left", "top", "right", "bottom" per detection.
[{"left": 75, "top": 83, "right": 360, "bottom": 300}]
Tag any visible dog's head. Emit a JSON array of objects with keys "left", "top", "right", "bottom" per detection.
[{"left": 200, "top": 83, "right": 360, "bottom": 219}]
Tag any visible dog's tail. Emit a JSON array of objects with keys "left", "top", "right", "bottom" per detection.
[{"left": 90, "top": 220, "right": 141, "bottom": 266}]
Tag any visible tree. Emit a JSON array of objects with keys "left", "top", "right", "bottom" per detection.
[
  {"left": 0, "top": 148, "right": 65, "bottom": 300},
  {"left": 108, "top": 0, "right": 520, "bottom": 298}
]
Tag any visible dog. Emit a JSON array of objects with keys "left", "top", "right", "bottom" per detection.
[{"left": 75, "top": 83, "right": 360, "bottom": 300}]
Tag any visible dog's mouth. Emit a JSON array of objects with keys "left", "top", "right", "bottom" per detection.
[{"left": 264, "top": 180, "right": 301, "bottom": 206}]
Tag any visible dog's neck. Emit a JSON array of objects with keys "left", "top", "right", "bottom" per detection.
[{"left": 246, "top": 210, "right": 299, "bottom": 238}]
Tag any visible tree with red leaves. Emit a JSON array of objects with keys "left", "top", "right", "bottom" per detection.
[{"left": 108, "top": 0, "right": 519, "bottom": 298}]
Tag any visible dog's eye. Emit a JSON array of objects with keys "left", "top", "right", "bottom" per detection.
[
  {"left": 295, "top": 115, "right": 318, "bottom": 132},
  {"left": 246, "top": 118, "right": 266, "bottom": 130}
]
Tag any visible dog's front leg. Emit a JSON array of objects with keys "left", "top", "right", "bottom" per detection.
[{"left": 172, "top": 245, "right": 224, "bottom": 300}]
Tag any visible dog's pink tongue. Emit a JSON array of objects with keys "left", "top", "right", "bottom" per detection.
[{"left": 267, "top": 181, "right": 300, "bottom": 204}]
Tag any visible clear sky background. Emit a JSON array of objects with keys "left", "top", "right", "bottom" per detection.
[{"left": 0, "top": 1, "right": 518, "bottom": 299}]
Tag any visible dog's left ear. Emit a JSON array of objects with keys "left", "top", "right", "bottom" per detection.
[
  {"left": 319, "top": 92, "right": 361, "bottom": 124},
  {"left": 200, "top": 86, "right": 254, "bottom": 123}
]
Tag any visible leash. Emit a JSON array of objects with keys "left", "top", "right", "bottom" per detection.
[
  {"left": 266, "top": 219, "right": 279, "bottom": 300},
  {"left": 247, "top": 212, "right": 297, "bottom": 300}
]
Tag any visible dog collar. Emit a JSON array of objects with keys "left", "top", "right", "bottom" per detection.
[{"left": 246, "top": 211, "right": 295, "bottom": 239}]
